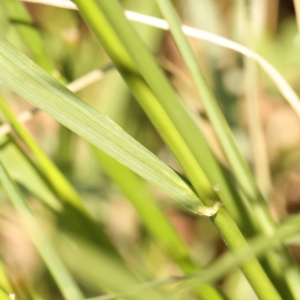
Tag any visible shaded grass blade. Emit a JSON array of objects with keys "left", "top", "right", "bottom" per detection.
[
  {"left": 0, "top": 162, "right": 83, "bottom": 300},
  {"left": 1, "top": 0, "right": 61, "bottom": 79},
  {"left": 0, "top": 134, "right": 61, "bottom": 210},
  {"left": 94, "top": 212, "right": 300, "bottom": 300},
  {"left": 0, "top": 96, "right": 83, "bottom": 209},
  {"left": 92, "top": 148, "right": 228, "bottom": 300},
  {"left": 58, "top": 234, "right": 171, "bottom": 300}
]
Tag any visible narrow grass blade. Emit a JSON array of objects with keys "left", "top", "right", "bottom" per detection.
[
  {"left": 155, "top": 0, "right": 269, "bottom": 231},
  {"left": 0, "top": 102, "right": 123, "bottom": 259},
  {"left": 155, "top": 1, "right": 300, "bottom": 298},
  {"left": 0, "top": 162, "right": 83, "bottom": 300},
  {"left": 92, "top": 148, "right": 228, "bottom": 300},
  {"left": 19, "top": 1, "right": 300, "bottom": 122},
  {"left": 92, "top": 212, "right": 300, "bottom": 300},
  {"left": 66, "top": 1, "right": 281, "bottom": 299},
  {"left": 73, "top": 0, "right": 222, "bottom": 209},
  {"left": 0, "top": 135, "right": 61, "bottom": 210},
  {"left": 0, "top": 96, "right": 84, "bottom": 210},
  {"left": 2, "top": 0, "right": 60, "bottom": 78}
]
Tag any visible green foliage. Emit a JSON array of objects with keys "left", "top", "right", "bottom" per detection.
[{"left": 0, "top": 1, "right": 300, "bottom": 300}]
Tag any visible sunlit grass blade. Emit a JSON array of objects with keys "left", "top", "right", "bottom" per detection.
[
  {"left": 154, "top": 1, "right": 300, "bottom": 298},
  {"left": 0, "top": 162, "right": 83, "bottom": 300},
  {"left": 73, "top": 0, "right": 223, "bottom": 209},
  {"left": 0, "top": 40, "right": 219, "bottom": 298},
  {"left": 155, "top": 0, "right": 269, "bottom": 231}
]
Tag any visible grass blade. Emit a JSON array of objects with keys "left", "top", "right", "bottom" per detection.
[
  {"left": 19, "top": 1, "right": 300, "bottom": 122},
  {"left": 66, "top": 1, "right": 281, "bottom": 299},
  {"left": 0, "top": 96, "right": 84, "bottom": 209},
  {"left": 0, "top": 37, "right": 205, "bottom": 215},
  {"left": 154, "top": 1, "right": 300, "bottom": 298},
  {"left": 2, "top": 0, "right": 62, "bottom": 79},
  {"left": 0, "top": 162, "right": 83, "bottom": 300}
]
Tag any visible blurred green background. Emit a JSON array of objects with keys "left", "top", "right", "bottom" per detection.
[{"left": 0, "top": 0, "right": 300, "bottom": 299}]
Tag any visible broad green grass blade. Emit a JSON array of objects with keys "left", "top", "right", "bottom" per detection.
[
  {"left": 0, "top": 162, "right": 83, "bottom": 300},
  {"left": 0, "top": 66, "right": 179, "bottom": 289},
  {"left": 154, "top": 1, "right": 300, "bottom": 298},
  {"left": 0, "top": 38, "right": 205, "bottom": 215}
]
